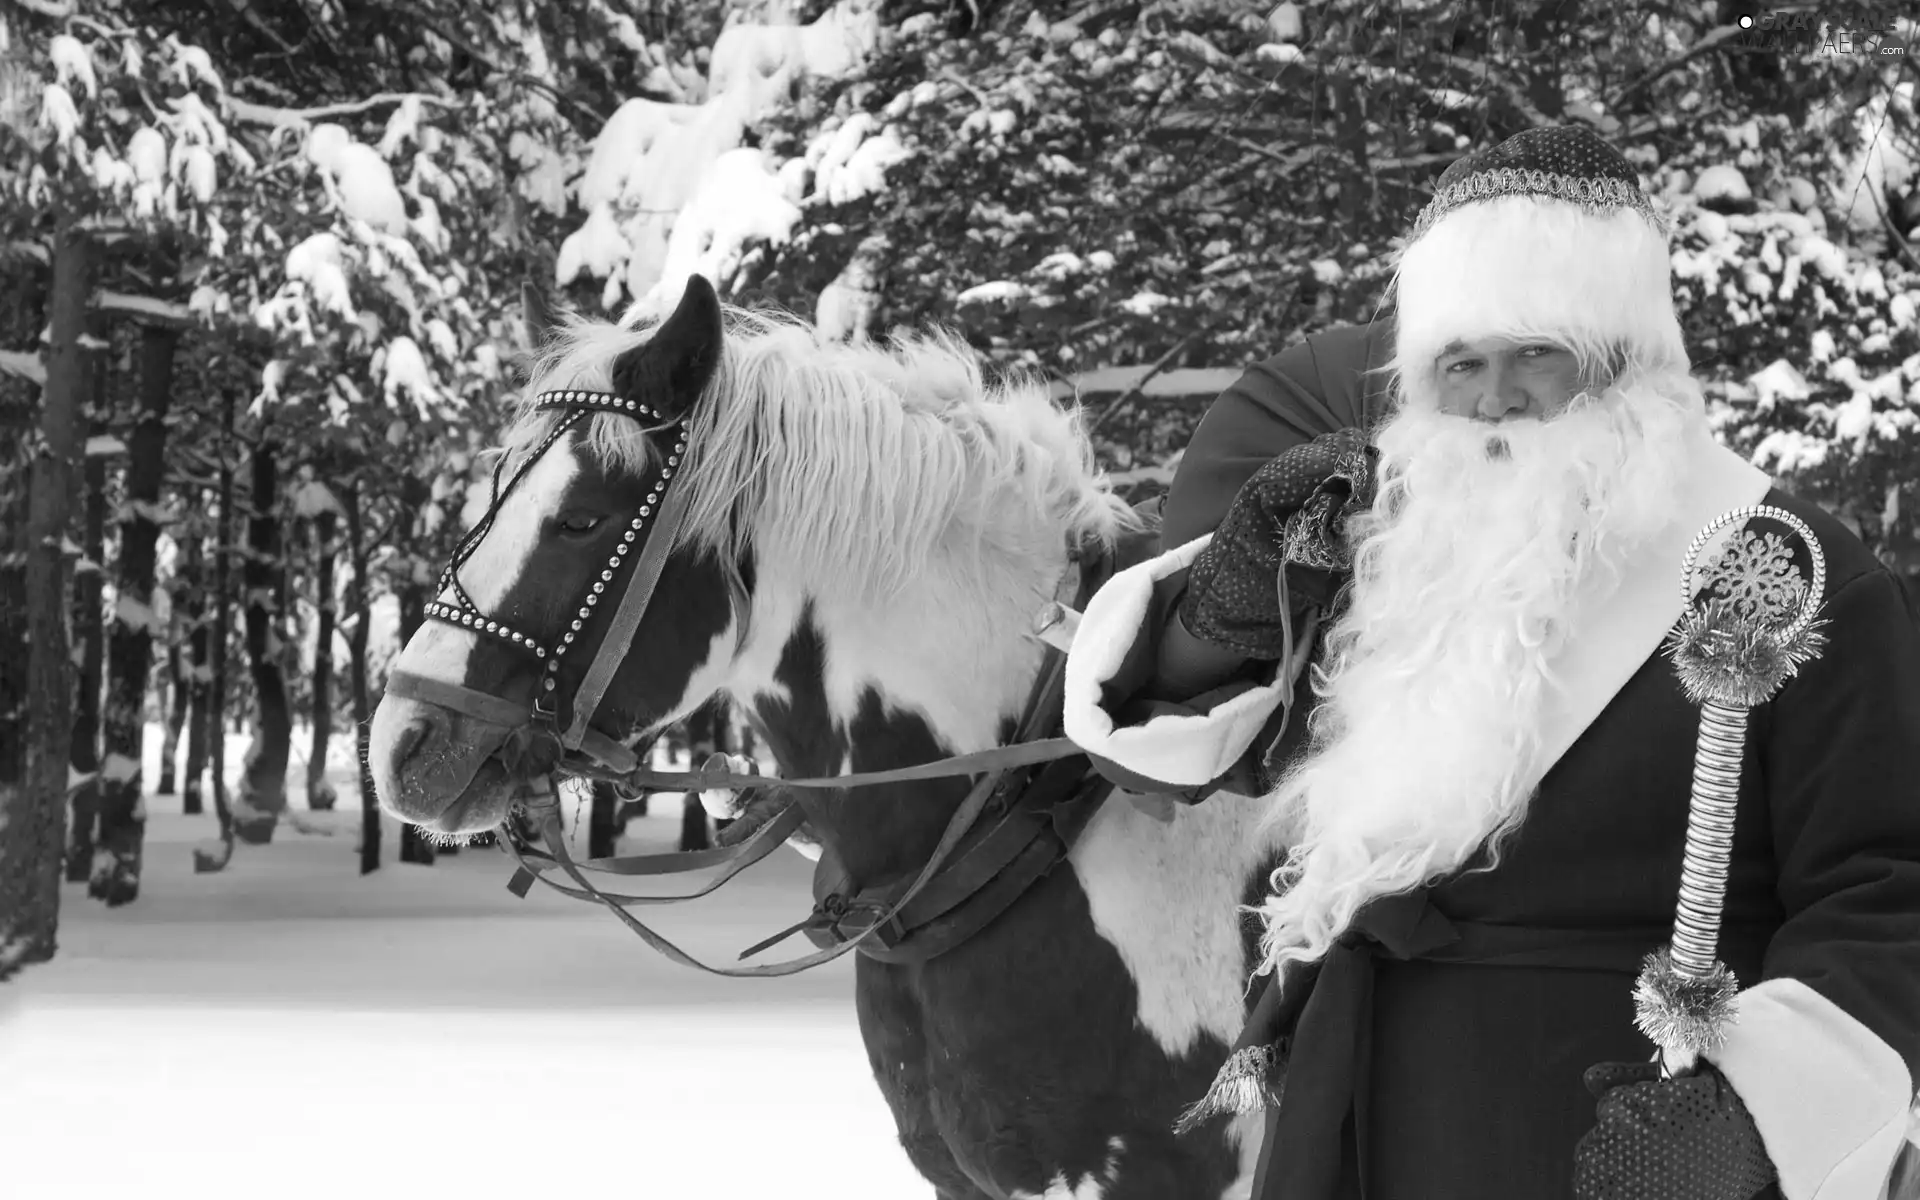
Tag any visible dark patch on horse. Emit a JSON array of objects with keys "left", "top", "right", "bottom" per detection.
[
  {"left": 751, "top": 612, "right": 1243, "bottom": 1197},
  {"left": 750, "top": 606, "right": 845, "bottom": 779}
]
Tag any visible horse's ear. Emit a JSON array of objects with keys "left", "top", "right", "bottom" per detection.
[
  {"left": 522, "top": 280, "right": 563, "bottom": 352},
  {"left": 610, "top": 275, "right": 723, "bottom": 421}
]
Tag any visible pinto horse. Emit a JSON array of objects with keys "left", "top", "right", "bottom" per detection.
[{"left": 368, "top": 276, "right": 1279, "bottom": 1199}]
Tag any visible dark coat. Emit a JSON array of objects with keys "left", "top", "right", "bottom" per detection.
[{"left": 1101, "top": 324, "right": 1920, "bottom": 1198}]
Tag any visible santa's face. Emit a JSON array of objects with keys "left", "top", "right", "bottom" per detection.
[
  {"left": 1253, "top": 354, "right": 1703, "bottom": 978},
  {"left": 1430, "top": 336, "right": 1604, "bottom": 422}
]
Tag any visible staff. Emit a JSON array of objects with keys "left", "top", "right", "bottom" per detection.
[
  {"left": 1634, "top": 505, "right": 1829, "bottom": 1076},
  {"left": 1635, "top": 499, "right": 1827, "bottom": 1075}
]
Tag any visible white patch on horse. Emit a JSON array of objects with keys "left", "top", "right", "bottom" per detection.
[
  {"left": 1222, "top": 1111, "right": 1262, "bottom": 1200},
  {"left": 459, "top": 439, "right": 583, "bottom": 611},
  {"left": 1068, "top": 787, "right": 1272, "bottom": 1058},
  {"left": 389, "top": 620, "right": 483, "bottom": 691}
]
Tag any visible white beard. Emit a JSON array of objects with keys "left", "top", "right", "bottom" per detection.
[{"left": 1253, "top": 373, "right": 1704, "bottom": 976}]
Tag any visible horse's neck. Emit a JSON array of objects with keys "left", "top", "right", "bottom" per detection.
[{"left": 736, "top": 547, "right": 1067, "bottom": 883}]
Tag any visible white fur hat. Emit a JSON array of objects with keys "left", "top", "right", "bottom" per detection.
[{"left": 1390, "top": 126, "right": 1685, "bottom": 389}]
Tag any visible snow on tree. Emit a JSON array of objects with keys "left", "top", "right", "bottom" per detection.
[{"left": 554, "top": 0, "right": 888, "bottom": 315}]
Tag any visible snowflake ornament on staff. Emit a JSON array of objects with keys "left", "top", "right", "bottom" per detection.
[{"left": 1636, "top": 505, "right": 1829, "bottom": 1077}]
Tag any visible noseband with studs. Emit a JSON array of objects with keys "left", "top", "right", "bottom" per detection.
[{"left": 385, "top": 388, "right": 692, "bottom": 773}]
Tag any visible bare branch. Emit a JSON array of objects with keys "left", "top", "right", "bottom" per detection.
[{"left": 1611, "top": 26, "right": 1744, "bottom": 112}]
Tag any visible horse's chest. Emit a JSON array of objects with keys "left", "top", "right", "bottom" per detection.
[{"left": 850, "top": 819, "right": 1262, "bottom": 1200}]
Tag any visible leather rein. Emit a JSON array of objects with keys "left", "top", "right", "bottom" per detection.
[{"left": 384, "top": 386, "right": 1115, "bottom": 977}]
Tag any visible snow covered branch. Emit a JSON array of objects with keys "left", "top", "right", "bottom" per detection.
[
  {"left": 92, "top": 291, "right": 194, "bottom": 328},
  {"left": 228, "top": 93, "right": 456, "bottom": 129},
  {"left": 7, "top": 0, "right": 77, "bottom": 17},
  {"left": 0, "top": 349, "right": 46, "bottom": 385}
]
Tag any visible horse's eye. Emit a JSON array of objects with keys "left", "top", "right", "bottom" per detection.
[{"left": 556, "top": 511, "right": 605, "bottom": 536}]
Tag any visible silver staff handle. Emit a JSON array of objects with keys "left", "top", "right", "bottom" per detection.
[{"left": 1638, "top": 505, "right": 1827, "bottom": 1077}]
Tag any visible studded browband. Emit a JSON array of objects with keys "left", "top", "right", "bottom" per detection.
[{"left": 408, "top": 387, "right": 692, "bottom": 766}]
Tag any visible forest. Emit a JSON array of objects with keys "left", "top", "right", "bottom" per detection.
[{"left": 3, "top": 0, "right": 1918, "bottom": 978}]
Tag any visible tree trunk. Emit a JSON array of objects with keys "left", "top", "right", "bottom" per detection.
[
  {"left": 395, "top": 567, "right": 434, "bottom": 865},
  {"left": 679, "top": 700, "right": 728, "bottom": 852},
  {"left": 157, "top": 640, "right": 186, "bottom": 795},
  {"left": 93, "top": 323, "right": 177, "bottom": 905},
  {"left": 2, "top": 218, "right": 89, "bottom": 975},
  {"left": 306, "top": 509, "right": 337, "bottom": 811},
  {"left": 344, "top": 482, "right": 379, "bottom": 875},
  {"left": 179, "top": 525, "right": 207, "bottom": 816},
  {"left": 193, "top": 396, "right": 237, "bottom": 874},
  {"left": 589, "top": 782, "right": 620, "bottom": 859},
  {"left": 66, "top": 393, "right": 107, "bottom": 885},
  {"left": 233, "top": 436, "right": 289, "bottom": 844}
]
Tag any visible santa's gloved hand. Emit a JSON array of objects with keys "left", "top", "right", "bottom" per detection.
[
  {"left": 1180, "top": 428, "right": 1374, "bottom": 658},
  {"left": 1573, "top": 1060, "right": 1777, "bottom": 1200}
]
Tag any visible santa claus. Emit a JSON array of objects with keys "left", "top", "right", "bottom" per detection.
[{"left": 1063, "top": 126, "right": 1920, "bottom": 1200}]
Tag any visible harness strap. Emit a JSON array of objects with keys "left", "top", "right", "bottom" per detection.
[
  {"left": 505, "top": 801, "right": 806, "bottom": 902},
  {"left": 499, "top": 759, "right": 1007, "bottom": 978},
  {"left": 574, "top": 735, "right": 1084, "bottom": 794},
  {"left": 807, "top": 759, "right": 1116, "bottom": 964},
  {"left": 384, "top": 671, "right": 534, "bottom": 729},
  {"left": 383, "top": 671, "right": 639, "bottom": 774},
  {"left": 562, "top": 468, "right": 698, "bottom": 753}
]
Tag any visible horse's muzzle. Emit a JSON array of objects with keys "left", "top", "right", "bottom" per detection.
[{"left": 368, "top": 690, "right": 519, "bottom": 827}]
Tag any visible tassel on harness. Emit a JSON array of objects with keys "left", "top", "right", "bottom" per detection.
[{"left": 1173, "top": 1042, "right": 1287, "bottom": 1136}]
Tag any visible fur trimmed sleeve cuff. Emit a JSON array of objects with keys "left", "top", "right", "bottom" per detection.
[
  {"left": 1062, "top": 534, "right": 1292, "bottom": 794},
  {"left": 1708, "top": 978, "right": 1919, "bottom": 1200}
]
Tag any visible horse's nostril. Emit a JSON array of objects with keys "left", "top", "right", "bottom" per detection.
[{"left": 392, "top": 718, "right": 433, "bottom": 768}]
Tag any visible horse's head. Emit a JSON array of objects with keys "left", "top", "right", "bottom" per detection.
[{"left": 369, "top": 277, "right": 741, "bottom": 833}]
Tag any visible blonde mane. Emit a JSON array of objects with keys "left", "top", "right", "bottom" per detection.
[{"left": 500, "top": 304, "right": 1139, "bottom": 602}]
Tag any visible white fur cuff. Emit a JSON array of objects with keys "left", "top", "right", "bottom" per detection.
[
  {"left": 1062, "top": 534, "right": 1287, "bottom": 790},
  {"left": 1709, "top": 978, "right": 1916, "bottom": 1200}
]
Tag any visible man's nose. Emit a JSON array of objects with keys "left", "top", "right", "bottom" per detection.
[{"left": 1478, "top": 368, "right": 1532, "bottom": 420}]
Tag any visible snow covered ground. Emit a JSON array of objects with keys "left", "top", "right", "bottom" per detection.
[{"left": 1, "top": 734, "right": 926, "bottom": 1200}]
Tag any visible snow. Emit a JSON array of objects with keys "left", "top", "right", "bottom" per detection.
[
  {"left": 1268, "top": 1, "right": 1304, "bottom": 40},
  {"left": 39, "top": 82, "right": 79, "bottom": 145},
  {"left": 809, "top": 114, "right": 911, "bottom": 206},
  {"left": 1751, "top": 427, "right": 1831, "bottom": 473},
  {"left": 648, "top": 148, "right": 803, "bottom": 309},
  {"left": 709, "top": 0, "right": 880, "bottom": 112},
  {"left": 0, "top": 347, "right": 45, "bottom": 384},
  {"left": 48, "top": 34, "right": 95, "bottom": 100},
  {"left": 94, "top": 290, "right": 193, "bottom": 326},
  {"left": 1, "top": 763, "right": 922, "bottom": 1200},
  {"left": 1749, "top": 359, "right": 1812, "bottom": 404},
  {"left": 1692, "top": 164, "right": 1751, "bottom": 204},
  {"left": 166, "top": 42, "right": 223, "bottom": 93},
  {"left": 957, "top": 280, "right": 1031, "bottom": 304},
  {"left": 1117, "top": 290, "right": 1172, "bottom": 316},
  {"left": 181, "top": 143, "right": 217, "bottom": 202},
  {"left": 306, "top": 123, "right": 409, "bottom": 235},
  {"left": 128, "top": 127, "right": 167, "bottom": 208},
  {"left": 285, "top": 232, "right": 355, "bottom": 319},
  {"left": 560, "top": 0, "right": 882, "bottom": 308},
  {"left": 380, "top": 335, "right": 439, "bottom": 415},
  {"left": 377, "top": 94, "right": 423, "bottom": 158}
]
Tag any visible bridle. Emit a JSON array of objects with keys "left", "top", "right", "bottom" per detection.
[
  {"left": 384, "top": 388, "right": 690, "bottom": 775},
  {"left": 379, "top": 377, "right": 1102, "bottom": 979}
]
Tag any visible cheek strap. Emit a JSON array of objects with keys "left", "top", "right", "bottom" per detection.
[{"left": 561, "top": 470, "right": 700, "bottom": 756}]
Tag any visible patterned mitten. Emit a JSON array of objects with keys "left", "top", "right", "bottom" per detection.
[
  {"left": 1180, "top": 428, "right": 1375, "bottom": 658},
  {"left": 1573, "top": 1061, "right": 1778, "bottom": 1200}
]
